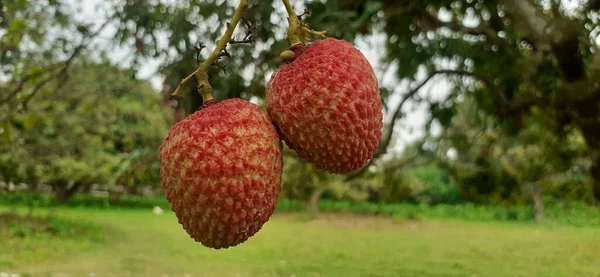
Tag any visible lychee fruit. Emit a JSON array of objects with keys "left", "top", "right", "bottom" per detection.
[
  {"left": 266, "top": 38, "right": 383, "bottom": 174},
  {"left": 159, "top": 98, "right": 283, "bottom": 249}
]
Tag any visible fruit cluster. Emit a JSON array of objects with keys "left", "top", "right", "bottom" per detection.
[{"left": 159, "top": 3, "right": 383, "bottom": 249}]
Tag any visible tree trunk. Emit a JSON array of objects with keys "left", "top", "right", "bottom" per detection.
[
  {"left": 110, "top": 191, "right": 122, "bottom": 202},
  {"left": 28, "top": 182, "right": 39, "bottom": 192},
  {"left": 53, "top": 180, "right": 68, "bottom": 203},
  {"left": 54, "top": 188, "right": 69, "bottom": 203},
  {"left": 308, "top": 187, "right": 326, "bottom": 217},
  {"left": 575, "top": 94, "right": 600, "bottom": 201},
  {"left": 532, "top": 185, "right": 545, "bottom": 222},
  {"left": 591, "top": 161, "right": 600, "bottom": 201},
  {"left": 53, "top": 181, "right": 84, "bottom": 203}
]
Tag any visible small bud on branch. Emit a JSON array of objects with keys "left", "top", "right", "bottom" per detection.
[
  {"left": 193, "top": 43, "right": 207, "bottom": 65},
  {"left": 298, "top": 9, "right": 310, "bottom": 19}
]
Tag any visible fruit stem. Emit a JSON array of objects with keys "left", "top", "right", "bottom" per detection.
[
  {"left": 280, "top": 0, "right": 329, "bottom": 47},
  {"left": 170, "top": 0, "right": 249, "bottom": 102}
]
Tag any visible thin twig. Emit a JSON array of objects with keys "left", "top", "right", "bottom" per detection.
[
  {"left": 170, "top": 0, "right": 250, "bottom": 100},
  {"left": 193, "top": 43, "right": 206, "bottom": 65},
  {"left": 213, "top": 62, "right": 227, "bottom": 73}
]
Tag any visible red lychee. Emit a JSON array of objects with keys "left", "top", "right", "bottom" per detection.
[
  {"left": 159, "top": 98, "right": 283, "bottom": 249},
  {"left": 266, "top": 38, "right": 383, "bottom": 174}
]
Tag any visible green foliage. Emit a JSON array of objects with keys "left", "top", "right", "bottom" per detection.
[
  {"left": 361, "top": 144, "right": 461, "bottom": 205},
  {"left": 276, "top": 199, "right": 600, "bottom": 227},
  {"left": 304, "top": 1, "right": 383, "bottom": 41},
  {"left": 0, "top": 62, "right": 172, "bottom": 198},
  {"left": 3, "top": 0, "right": 600, "bottom": 209},
  {"left": 5, "top": 191, "right": 598, "bottom": 227},
  {"left": 0, "top": 0, "right": 71, "bottom": 74},
  {"left": 274, "top": 198, "right": 308, "bottom": 212},
  {"left": 0, "top": 212, "right": 104, "bottom": 240},
  {"left": 280, "top": 146, "right": 375, "bottom": 203},
  {"left": 280, "top": 147, "right": 328, "bottom": 200},
  {"left": 0, "top": 0, "right": 103, "bottom": 127},
  {"left": 378, "top": 166, "right": 423, "bottom": 203},
  {"left": 0, "top": 191, "right": 169, "bottom": 209},
  {"left": 298, "top": 0, "right": 600, "bottom": 202},
  {"left": 438, "top": 95, "right": 595, "bottom": 204},
  {"left": 412, "top": 164, "right": 461, "bottom": 203},
  {"left": 437, "top": 96, "right": 522, "bottom": 203}
]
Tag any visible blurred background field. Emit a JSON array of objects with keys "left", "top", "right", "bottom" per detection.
[
  {"left": 2, "top": 0, "right": 600, "bottom": 276},
  {"left": 1, "top": 195, "right": 600, "bottom": 276},
  {"left": 2, "top": 205, "right": 600, "bottom": 277}
]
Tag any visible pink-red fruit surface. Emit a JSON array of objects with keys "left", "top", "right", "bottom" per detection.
[
  {"left": 159, "top": 98, "right": 283, "bottom": 249},
  {"left": 266, "top": 38, "right": 383, "bottom": 174}
]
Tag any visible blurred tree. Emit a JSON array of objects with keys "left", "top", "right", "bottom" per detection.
[
  {"left": 302, "top": 0, "right": 600, "bottom": 200},
  {"left": 367, "top": 141, "right": 460, "bottom": 204},
  {"left": 0, "top": 61, "right": 172, "bottom": 202},
  {"left": 498, "top": 108, "right": 591, "bottom": 220},
  {"left": 438, "top": 94, "right": 593, "bottom": 218},
  {"left": 3, "top": 0, "right": 600, "bottom": 205},
  {"left": 282, "top": 146, "right": 345, "bottom": 215},
  {"left": 377, "top": 156, "right": 426, "bottom": 203},
  {"left": 437, "top": 95, "right": 523, "bottom": 204},
  {"left": 138, "top": 0, "right": 600, "bottom": 204},
  {"left": 281, "top": 145, "right": 384, "bottom": 215},
  {"left": 0, "top": 0, "right": 115, "bottom": 125}
]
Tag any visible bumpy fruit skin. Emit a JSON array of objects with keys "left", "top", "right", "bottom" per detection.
[
  {"left": 266, "top": 38, "right": 383, "bottom": 174},
  {"left": 159, "top": 98, "right": 283, "bottom": 249}
]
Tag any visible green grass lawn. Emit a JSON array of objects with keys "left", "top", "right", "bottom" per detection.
[{"left": 1, "top": 207, "right": 600, "bottom": 277}]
